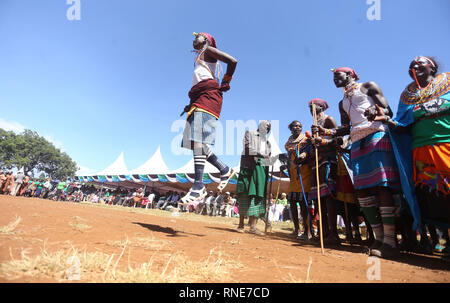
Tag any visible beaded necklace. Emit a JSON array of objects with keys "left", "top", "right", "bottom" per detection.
[
  {"left": 401, "top": 73, "right": 450, "bottom": 105},
  {"left": 343, "top": 82, "right": 361, "bottom": 99},
  {"left": 343, "top": 82, "right": 362, "bottom": 114}
]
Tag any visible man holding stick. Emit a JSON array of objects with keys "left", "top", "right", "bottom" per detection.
[
  {"left": 281, "top": 120, "right": 313, "bottom": 240},
  {"left": 313, "top": 67, "right": 401, "bottom": 258},
  {"left": 236, "top": 121, "right": 285, "bottom": 234},
  {"left": 308, "top": 99, "right": 340, "bottom": 247}
]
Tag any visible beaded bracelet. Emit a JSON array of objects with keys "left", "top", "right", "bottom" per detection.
[{"left": 323, "top": 128, "right": 336, "bottom": 136}]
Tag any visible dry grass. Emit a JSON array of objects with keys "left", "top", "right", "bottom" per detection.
[
  {"left": 283, "top": 257, "right": 313, "bottom": 283},
  {"left": 68, "top": 216, "right": 91, "bottom": 232},
  {"left": 0, "top": 242, "right": 243, "bottom": 283},
  {"left": 0, "top": 216, "right": 22, "bottom": 235},
  {"left": 106, "top": 235, "right": 172, "bottom": 251}
]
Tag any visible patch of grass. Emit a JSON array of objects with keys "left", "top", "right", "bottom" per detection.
[
  {"left": 0, "top": 244, "right": 243, "bottom": 283},
  {"left": 0, "top": 216, "right": 22, "bottom": 235},
  {"left": 68, "top": 216, "right": 91, "bottom": 232},
  {"left": 106, "top": 236, "right": 172, "bottom": 251},
  {"left": 0, "top": 246, "right": 111, "bottom": 282}
]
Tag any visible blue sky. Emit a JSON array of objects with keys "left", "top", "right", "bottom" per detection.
[{"left": 0, "top": 0, "right": 449, "bottom": 175}]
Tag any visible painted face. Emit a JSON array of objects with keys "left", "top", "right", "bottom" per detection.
[
  {"left": 193, "top": 34, "right": 207, "bottom": 50},
  {"left": 333, "top": 71, "right": 349, "bottom": 88},
  {"left": 289, "top": 122, "right": 302, "bottom": 136},
  {"left": 409, "top": 57, "right": 435, "bottom": 80}
]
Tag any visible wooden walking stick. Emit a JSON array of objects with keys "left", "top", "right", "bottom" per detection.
[
  {"left": 265, "top": 164, "right": 275, "bottom": 233},
  {"left": 312, "top": 103, "right": 325, "bottom": 255}
]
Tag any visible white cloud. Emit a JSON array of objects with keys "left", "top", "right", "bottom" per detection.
[{"left": 0, "top": 118, "right": 26, "bottom": 133}]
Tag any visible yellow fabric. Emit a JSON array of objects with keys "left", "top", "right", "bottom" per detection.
[
  {"left": 287, "top": 163, "right": 312, "bottom": 193},
  {"left": 336, "top": 154, "right": 357, "bottom": 204},
  {"left": 187, "top": 106, "right": 219, "bottom": 120},
  {"left": 285, "top": 134, "right": 312, "bottom": 193}
]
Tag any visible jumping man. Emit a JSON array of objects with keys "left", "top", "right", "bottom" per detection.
[{"left": 180, "top": 32, "right": 237, "bottom": 204}]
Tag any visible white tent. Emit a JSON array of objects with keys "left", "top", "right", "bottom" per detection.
[
  {"left": 127, "top": 146, "right": 170, "bottom": 175},
  {"left": 92, "top": 152, "right": 128, "bottom": 176},
  {"left": 75, "top": 132, "right": 289, "bottom": 194}
]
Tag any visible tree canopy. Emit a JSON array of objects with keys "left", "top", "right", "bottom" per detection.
[{"left": 0, "top": 128, "right": 77, "bottom": 179}]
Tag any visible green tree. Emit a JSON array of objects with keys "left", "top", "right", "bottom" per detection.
[
  {"left": 0, "top": 129, "right": 19, "bottom": 169},
  {"left": 0, "top": 128, "right": 78, "bottom": 179}
]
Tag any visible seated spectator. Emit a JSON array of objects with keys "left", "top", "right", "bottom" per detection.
[
  {"left": 198, "top": 191, "right": 214, "bottom": 215},
  {"left": 204, "top": 191, "right": 216, "bottom": 216},
  {"left": 219, "top": 192, "right": 233, "bottom": 217},
  {"left": 132, "top": 188, "right": 144, "bottom": 207},
  {"left": 0, "top": 171, "right": 6, "bottom": 193},
  {"left": 188, "top": 194, "right": 203, "bottom": 213},
  {"left": 214, "top": 193, "right": 224, "bottom": 216},
  {"left": 122, "top": 191, "right": 135, "bottom": 207},
  {"left": 18, "top": 174, "right": 30, "bottom": 196},
  {"left": 90, "top": 193, "right": 99, "bottom": 203},
  {"left": 55, "top": 180, "right": 66, "bottom": 201},
  {"left": 155, "top": 194, "right": 168, "bottom": 209},
  {"left": 114, "top": 190, "right": 122, "bottom": 205},
  {"left": 34, "top": 180, "right": 43, "bottom": 197},
  {"left": 164, "top": 192, "right": 180, "bottom": 210},
  {"left": 41, "top": 178, "right": 52, "bottom": 199},
  {"left": 274, "top": 193, "right": 288, "bottom": 222}
]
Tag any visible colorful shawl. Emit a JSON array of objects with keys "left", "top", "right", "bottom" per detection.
[{"left": 390, "top": 72, "right": 450, "bottom": 231}]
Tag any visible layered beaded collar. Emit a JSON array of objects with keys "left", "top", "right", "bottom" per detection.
[{"left": 401, "top": 72, "right": 450, "bottom": 105}]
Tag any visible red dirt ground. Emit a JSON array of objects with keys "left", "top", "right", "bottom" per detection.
[{"left": 0, "top": 195, "right": 449, "bottom": 283}]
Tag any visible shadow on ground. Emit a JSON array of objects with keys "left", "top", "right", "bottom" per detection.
[{"left": 133, "top": 222, "right": 206, "bottom": 238}]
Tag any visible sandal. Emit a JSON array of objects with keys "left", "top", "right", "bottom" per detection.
[
  {"left": 217, "top": 168, "right": 236, "bottom": 192},
  {"left": 180, "top": 187, "right": 207, "bottom": 204}
]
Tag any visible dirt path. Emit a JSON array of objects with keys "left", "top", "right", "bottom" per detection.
[{"left": 0, "top": 195, "right": 448, "bottom": 283}]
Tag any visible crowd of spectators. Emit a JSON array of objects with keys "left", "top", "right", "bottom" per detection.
[{"left": 0, "top": 170, "right": 241, "bottom": 218}]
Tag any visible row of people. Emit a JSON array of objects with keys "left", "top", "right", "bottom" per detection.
[
  {"left": 233, "top": 58, "right": 449, "bottom": 260},
  {"left": 0, "top": 169, "right": 241, "bottom": 219},
  {"left": 86, "top": 186, "right": 240, "bottom": 219}
]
